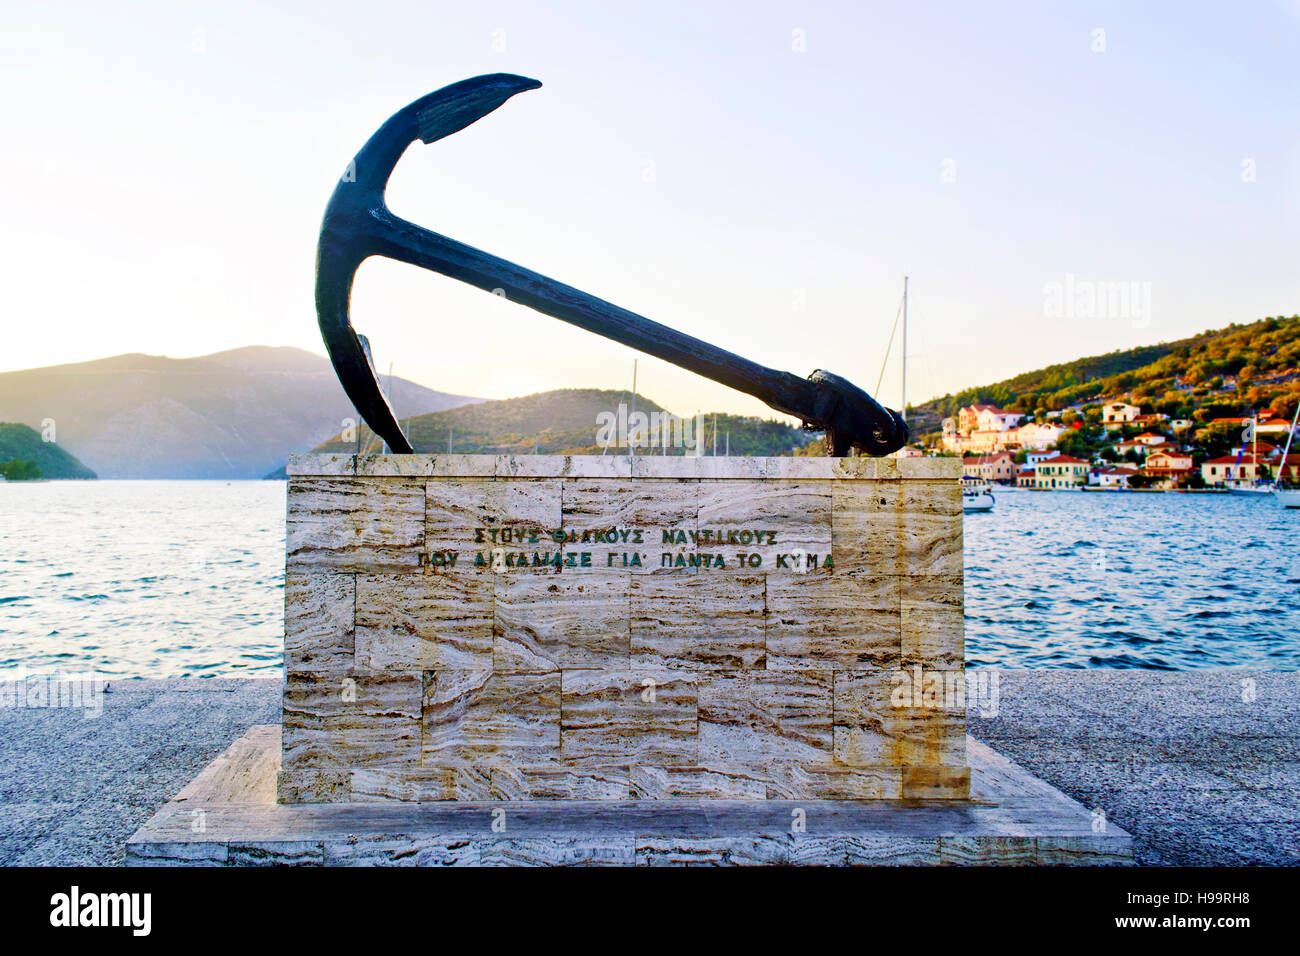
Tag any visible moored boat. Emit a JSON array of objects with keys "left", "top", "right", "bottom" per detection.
[{"left": 961, "top": 476, "right": 995, "bottom": 512}]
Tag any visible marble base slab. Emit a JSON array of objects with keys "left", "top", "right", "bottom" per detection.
[{"left": 126, "top": 726, "right": 1132, "bottom": 866}]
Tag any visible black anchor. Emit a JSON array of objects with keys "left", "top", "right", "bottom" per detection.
[{"left": 315, "top": 74, "right": 908, "bottom": 457}]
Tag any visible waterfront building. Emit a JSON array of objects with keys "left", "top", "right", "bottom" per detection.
[
  {"left": 1142, "top": 449, "right": 1193, "bottom": 488},
  {"left": 963, "top": 451, "right": 1016, "bottom": 483},
  {"left": 1033, "top": 454, "right": 1090, "bottom": 489}
]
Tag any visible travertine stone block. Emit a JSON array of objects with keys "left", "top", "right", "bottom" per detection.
[
  {"left": 354, "top": 573, "right": 493, "bottom": 672},
  {"left": 766, "top": 572, "right": 901, "bottom": 670},
  {"left": 286, "top": 478, "right": 424, "bottom": 571},
  {"left": 490, "top": 764, "right": 631, "bottom": 800},
  {"left": 762, "top": 457, "right": 836, "bottom": 479},
  {"left": 564, "top": 478, "right": 699, "bottom": 571},
  {"left": 284, "top": 572, "right": 355, "bottom": 673},
  {"left": 632, "top": 456, "right": 766, "bottom": 479},
  {"left": 421, "top": 670, "right": 561, "bottom": 766},
  {"left": 287, "top": 453, "right": 355, "bottom": 476},
  {"left": 349, "top": 767, "right": 459, "bottom": 802},
  {"left": 769, "top": 763, "right": 904, "bottom": 799},
  {"left": 356, "top": 454, "right": 497, "bottom": 478},
  {"left": 561, "top": 669, "right": 698, "bottom": 765},
  {"left": 901, "top": 573, "right": 964, "bottom": 666},
  {"left": 282, "top": 672, "right": 421, "bottom": 770},
  {"left": 494, "top": 574, "right": 630, "bottom": 672},
  {"left": 276, "top": 769, "right": 351, "bottom": 804},
  {"left": 898, "top": 457, "right": 962, "bottom": 481},
  {"left": 630, "top": 574, "right": 765, "bottom": 670},
  {"left": 697, "top": 670, "right": 833, "bottom": 766},
  {"left": 831, "top": 481, "right": 900, "bottom": 574},
  {"left": 903, "top": 765, "right": 971, "bottom": 799},
  {"left": 425, "top": 479, "right": 562, "bottom": 563},
  {"left": 498, "top": 454, "right": 631, "bottom": 479},
  {"left": 629, "top": 765, "right": 768, "bottom": 799},
  {"left": 697, "top": 481, "right": 831, "bottom": 568},
  {"left": 897, "top": 480, "right": 963, "bottom": 576},
  {"left": 833, "top": 669, "right": 966, "bottom": 768}
]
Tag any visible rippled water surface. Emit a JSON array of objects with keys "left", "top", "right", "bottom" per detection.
[
  {"left": 1, "top": 481, "right": 285, "bottom": 677},
  {"left": 964, "top": 486, "right": 1299, "bottom": 668},
  {"left": 1, "top": 480, "right": 1297, "bottom": 675}
]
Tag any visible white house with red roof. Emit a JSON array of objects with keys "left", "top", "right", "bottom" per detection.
[
  {"left": 1090, "top": 464, "right": 1139, "bottom": 489},
  {"left": 1032, "top": 454, "right": 1090, "bottom": 489}
]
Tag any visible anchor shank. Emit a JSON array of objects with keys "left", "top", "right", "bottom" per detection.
[{"left": 377, "top": 211, "right": 823, "bottom": 423}]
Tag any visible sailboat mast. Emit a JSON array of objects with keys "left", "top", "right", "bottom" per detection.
[{"left": 901, "top": 276, "right": 908, "bottom": 423}]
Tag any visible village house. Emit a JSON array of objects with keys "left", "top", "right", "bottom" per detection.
[
  {"left": 1015, "top": 466, "right": 1037, "bottom": 487},
  {"left": 889, "top": 445, "right": 925, "bottom": 458},
  {"left": 1090, "top": 465, "right": 1139, "bottom": 489},
  {"left": 1142, "top": 442, "right": 1183, "bottom": 459},
  {"left": 1142, "top": 449, "right": 1193, "bottom": 488},
  {"left": 1131, "top": 413, "right": 1169, "bottom": 427},
  {"left": 1272, "top": 453, "right": 1300, "bottom": 484},
  {"left": 1201, "top": 456, "right": 1268, "bottom": 486},
  {"left": 1133, "top": 432, "right": 1169, "bottom": 446},
  {"left": 977, "top": 407, "right": 1022, "bottom": 432},
  {"left": 962, "top": 451, "right": 1016, "bottom": 483},
  {"left": 1257, "top": 417, "right": 1296, "bottom": 439},
  {"left": 1102, "top": 401, "right": 1141, "bottom": 429},
  {"left": 1015, "top": 421, "right": 1066, "bottom": 451},
  {"left": 1033, "top": 454, "right": 1090, "bottom": 489},
  {"left": 958, "top": 404, "right": 997, "bottom": 435},
  {"left": 1230, "top": 441, "right": 1277, "bottom": 459}
]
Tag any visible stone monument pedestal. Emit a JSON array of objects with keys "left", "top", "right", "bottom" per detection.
[{"left": 128, "top": 454, "right": 1130, "bottom": 865}]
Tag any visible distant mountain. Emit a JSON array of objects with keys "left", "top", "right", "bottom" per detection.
[
  {"left": 309, "top": 388, "right": 814, "bottom": 458},
  {"left": 910, "top": 316, "right": 1300, "bottom": 436},
  {"left": 0, "top": 346, "right": 480, "bottom": 479},
  {"left": 0, "top": 422, "right": 96, "bottom": 479}
]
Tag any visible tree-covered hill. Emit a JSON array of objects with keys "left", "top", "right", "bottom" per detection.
[
  {"left": 0, "top": 423, "right": 96, "bottom": 479},
  {"left": 910, "top": 316, "right": 1300, "bottom": 437}
]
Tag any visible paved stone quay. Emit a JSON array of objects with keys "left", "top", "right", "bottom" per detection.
[{"left": 0, "top": 671, "right": 1295, "bottom": 864}]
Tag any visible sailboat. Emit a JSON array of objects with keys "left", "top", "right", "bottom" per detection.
[
  {"left": 1226, "top": 413, "right": 1274, "bottom": 496},
  {"left": 1273, "top": 405, "right": 1300, "bottom": 509}
]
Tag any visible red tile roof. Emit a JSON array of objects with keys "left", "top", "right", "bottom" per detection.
[{"left": 1039, "top": 454, "right": 1088, "bottom": 464}]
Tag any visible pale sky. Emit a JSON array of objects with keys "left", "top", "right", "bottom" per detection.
[{"left": 2, "top": 1, "right": 1298, "bottom": 420}]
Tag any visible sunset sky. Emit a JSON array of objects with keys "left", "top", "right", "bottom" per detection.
[{"left": 2, "top": 0, "right": 1298, "bottom": 420}]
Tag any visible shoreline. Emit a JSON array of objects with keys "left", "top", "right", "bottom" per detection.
[{"left": 2, "top": 671, "right": 1295, "bottom": 865}]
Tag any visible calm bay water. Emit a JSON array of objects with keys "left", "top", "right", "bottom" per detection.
[{"left": 0, "top": 480, "right": 1297, "bottom": 676}]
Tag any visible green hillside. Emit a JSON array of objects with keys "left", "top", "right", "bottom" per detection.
[
  {"left": 0, "top": 423, "right": 97, "bottom": 479},
  {"left": 311, "top": 388, "right": 814, "bottom": 457},
  {"left": 911, "top": 315, "right": 1300, "bottom": 436}
]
